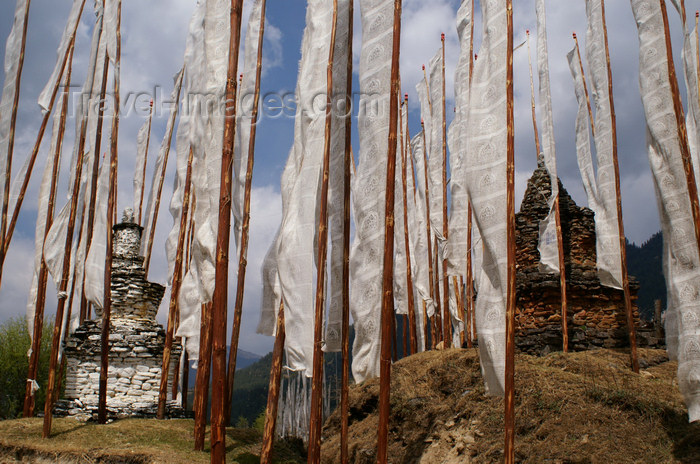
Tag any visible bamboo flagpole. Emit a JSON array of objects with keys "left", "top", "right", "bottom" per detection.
[
  {"left": 173, "top": 189, "right": 196, "bottom": 406},
  {"left": 377, "top": 1, "right": 402, "bottom": 461},
  {"left": 98, "top": 0, "right": 122, "bottom": 425},
  {"left": 598, "top": 0, "right": 639, "bottom": 373},
  {"left": 572, "top": 34, "right": 595, "bottom": 138},
  {"left": 466, "top": 202, "right": 473, "bottom": 348},
  {"left": 526, "top": 31, "right": 542, "bottom": 160},
  {"left": 0, "top": 0, "right": 31, "bottom": 286},
  {"left": 157, "top": 147, "right": 194, "bottom": 419},
  {"left": 143, "top": 75, "right": 184, "bottom": 275},
  {"left": 193, "top": 301, "right": 213, "bottom": 451},
  {"left": 465, "top": 2, "right": 475, "bottom": 349},
  {"left": 41, "top": 54, "right": 90, "bottom": 444},
  {"left": 307, "top": 2, "right": 339, "bottom": 462},
  {"left": 504, "top": 0, "right": 516, "bottom": 462},
  {"left": 137, "top": 100, "right": 154, "bottom": 225},
  {"left": 23, "top": 41, "right": 75, "bottom": 418},
  {"left": 209, "top": 0, "right": 245, "bottom": 459},
  {"left": 260, "top": 302, "right": 285, "bottom": 464},
  {"left": 226, "top": 0, "right": 268, "bottom": 418},
  {"left": 40, "top": 21, "right": 89, "bottom": 437},
  {"left": 399, "top": 97, "right": 417, "bottom": 355},
  {"left": 433, "top": 235, "right": 443, "bottom": 346},
  {"left": 340, "top": 0, "right": 353, "bottom": 459},
  {"left": 440, "top": 33, "right": 451, "bottom": 349}
]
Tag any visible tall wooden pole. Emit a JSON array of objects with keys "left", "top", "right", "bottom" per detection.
[
  {"left": 420, "top": 121, "right": 436, "bottom": 348},
  {"left": 143, "top": 74, "right": 184, "bottom": 276},
  {"left": 41, "top": 49, "right": 90, "bottom": 443},
  {"left": 23, "top": 41, "right": 75, "bottom": 418},
  {"left": 340, "top": 0, "right": 353, "bottom": 460},
  {"left": 0, "top": 0, "right": 86, "bottom": 276},
  {"left": 0, "top": 0, "right": 32, "bottom": 285},
  {"left": 98, "top": 0, "right": 122, "bottom": 424},
  {"left": 452, "top": 276, "right": 463, "bottom": 346},
  {"left": 465, "top": 1, "right": 475, "bottom": 350},
  {"left": 260, "top": 302, "right": 285, "bottom": 464},
  {"left": 466, "top": 202, "right": 473, "bottom": 348},
  {"left": 210, "top": 0, "right": 245, "bottom": 460},
  {"left": 307, "top": 4, "right": 339, "bottom": 462},
  {"left": 137, "top": 100, "right": 154, "bottom": 225},
  {"left": 572, "top": 34, "right": 595, "bottom": 137},
  {"left": 193, "top": 302, "right": 213, "bottom": 451},
  {"left": 525, "top": 31, "right": 542, "bottom": 160},
  {"left": 440, "top": 33, "right": 451, "bottom": 348},
  {"left": 504, "top": 1, "right": 516, "bottom": 463},
  {"left": 157, "top": 147, "right": 194, "bottom": 419},
  {"left": 175, "top": 192, "right": 196, "bottom": 408},
  {"left": 399, "top": 97, "right": 417, "bottom": 355},
  {"left": 377, "top": 1, "right": 402, "bottom": 462},
  {"left": 226, "top": 0, "right": 267, "bottom": 418},
  {"left": 40, "top": 27, "right": 89, "bottom": 439},
  {"left": 599, "top": 0, "right": 639, "bottom": 373},
  {"left": 433, "top": 236, "right": 443, "bottom": 346}
]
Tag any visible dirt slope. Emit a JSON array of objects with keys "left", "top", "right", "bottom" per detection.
[{"left": 321, "top": 348, "right": 700, "bottom": 463}]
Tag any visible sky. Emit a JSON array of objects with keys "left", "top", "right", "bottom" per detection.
[{"left": 0, "top": 0, "right": 693, "bottom": 356}]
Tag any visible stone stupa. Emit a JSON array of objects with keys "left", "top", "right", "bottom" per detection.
[
  {"left": 514, "top": 163, "right": 662, "bottom": 354},
  {"left": 57, "top": 209, "right": 184, "bottom": 420}
]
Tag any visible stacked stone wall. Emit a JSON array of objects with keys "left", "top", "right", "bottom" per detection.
[{"left": 512, "top": 165, "right": 662, "bottom": 355}]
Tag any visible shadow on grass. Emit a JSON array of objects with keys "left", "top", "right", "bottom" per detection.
[
  {"left": 663, "top": 407, "right": 700, "bottom": 464},
  {"left": 48, "top": 422, "right": 86, "bottom": 438}
]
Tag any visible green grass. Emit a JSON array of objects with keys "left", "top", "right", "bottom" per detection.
[{"left": 0, "top": 418, "right": 304, "bottom": 464}]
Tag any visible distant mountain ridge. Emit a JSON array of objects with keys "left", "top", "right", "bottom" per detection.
[
  {"left": 626, "top": 231, "right": 665, "bottom": 321},
  {"left": 187, "top": 348, "right": 261, "bottom": 389}
]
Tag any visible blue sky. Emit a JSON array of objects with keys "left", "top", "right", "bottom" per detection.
[{"left": 0, "top": 0, "right": 693, "bottom": 355}]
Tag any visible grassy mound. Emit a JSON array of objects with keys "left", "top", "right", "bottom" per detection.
[
  {"left": 0, "top": 418, "right": 304, "bottom": 463},
  {"left": 321, "top": 348, "right": 700, "bottom": 463}
]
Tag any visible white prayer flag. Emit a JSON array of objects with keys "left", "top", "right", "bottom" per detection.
[
  {"left": 38, "top": 0, "right": 84, "bottom": 112},
  {"left": 631, "top": 0, "right": 700, "bottom": 423},
  {"left": 325, "top": 0, "right": 351, "bottom": 353},
  {"left": 585, "top": 0, "right": 624, "bottom": 289},
  {"left": 133, "top": 117, "right": 150, "bottom": 220},
  {"left": 446, "top": 0, "right": 473, "bottom": 278},
  {"left": 428, "top": 50, "right": 445, "bottom": 238},
  {"left": 349, "top": 0, "right": 395, "bottom": 383},
  {"left": 83, "top": 158, "right": 110, "bottom": 309},
  {"left": 411, "top": 131, "right": 435, "bottom": 317},
  {"left": 0, "top": 0, "right": 29, "bottom": 223},
  {"left": 535, "top": 0, "right": 561, "bottom": 274},
  {"left": 266, "top": 0, "right": 335, "bottom": 374},
  {"left": 464, "top": 0, "right": 508, "bottom": 397}
]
